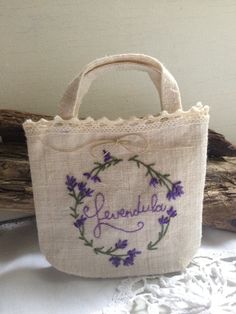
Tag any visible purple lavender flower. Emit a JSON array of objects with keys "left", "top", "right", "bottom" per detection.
[
  {"left": 103, "top": 150, "right": 112, "bottom": 162},
  {"left": 127, "top": 248, "right": 141, "bottom": 258},
  {"left": 123, "top": 255, "right": 134, "bottom": 266},
  {"left": 167, "top": 206, "right": 177, "bottom": 218},
  {"left": 85, "top": 187, "right": 94, "bottom": 197},
  {"left": 115, "top": 239, "right": 128, "bottom": 249},
  {"left": 122, "top": 248, "right": 141, "bottom": 266},
  {"left": 74, "top": 215, "right": 87, "bottom": 228},
  {"left": 109, "top": 256, "right": 121, "bottom": 267},
  {"left": 158, "top": 215, "right": 170, "bottom": 225},
  {"left": 166, "top": 181, "right": 184, "bottom": 201},
  {"left": 77, "top": 181, "right": 94, "bottom": 197},
  {"left": 65, "top": 175, "right": 77, "bottom": 191},
  {"left": 149, "top": 177, "right": 158, "bottom": 187},
  {"left": 91, "top": 175, "right": 101, "bottom": 183},
  {"left": 78, "top": 181, "right": 87, "bottom": 193},
  {"left": 83, "top": 172, "right": 91, "bottom": 179}
]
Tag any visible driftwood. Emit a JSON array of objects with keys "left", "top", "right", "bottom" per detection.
[
  {"left": 1, "top": 109, "right": 236, "bottom": 232},
  {"left": 207, "top": 129, "right": 236, "bottom": 158},
  {"left": 204, "top": 157, "right": 236, "bottom": 231},
  {"left": 0, "top": 143, "right": 33, "bottom": 213},
  {"left": 0, "top": 109, "right": 51, "bottom": 143}
]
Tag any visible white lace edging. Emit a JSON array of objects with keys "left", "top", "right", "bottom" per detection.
[
  {"left": 99, "top": 250, "right": 236, "bottom": 314},
  {"left": 23, "top": 103, "right": 209, "bottom": 135}
]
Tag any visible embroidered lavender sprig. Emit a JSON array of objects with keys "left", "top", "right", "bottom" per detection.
[
  {"left": 65, "top": 175, "right": 77, "bottom": 192},
  {"left": 128, "top": 155, "right": 184, "bottom": 200},
  {"left": 103, "top": 149, "right": 112, "bottom": 162},
  {"left": 83, "top": 150, "right": 122, "bottom": 184},
  {"left": 149, "top": 177, "right": 159, "bottom": 187},
  {"left": 74, "top": 215, "right": 87, "bottom": 228},
  {"left": 66, "top": 175, "right": 94, "bottom": 219},
  {"left": 147, "top": 206, "right": 177, "bottom": 250},
  {"left": 66, "top": 174, "right": 95, "bottom": 249},
  {"left": 115, "top": 239, "right": 128, "bottom": 249},
  {"left": 93, "top": 238, "right": 141, "bottom": 267},
  {"left": 166, "top": 181, "right": 184, "bottom": 200},
  {"left": 123, "top": 248, "right": 141, "bottom": 266},
  {"left": 73, "top": 214, "right": 93, "bottom": 247}
]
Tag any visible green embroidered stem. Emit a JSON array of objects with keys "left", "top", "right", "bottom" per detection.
[
  {"left": 78, "top": 225, "right": 93, "bottom": 247},
  {"left": 128, "top": 155, "right": 173, "bottom": 191},
  {"left": 69, "top": 190, "right": 86, "bottom": 219},
  {"left": 162, "top": 221, "right": 170, "bottom": 237},
  {"left": 89, "top": 156, "right": 123, "bottom": 178},
  {"left": 78, "top": 225, "right": 130, "bottom": 260},
  {"left": 77, "top": 224, "right": 130, "bottom": 259},
  {"left": 147, "top": 221, "right": 170, "bottom": 250},
  {"left": 93, "top": 246, "right": 129, "bottom": 258},
  {"left": 70, "top": 192, "right": 94, "bottom": 246}
]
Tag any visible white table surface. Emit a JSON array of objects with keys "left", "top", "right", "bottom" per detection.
[{"left": 0, "top": 221, "right": 235, "bottom": 314}]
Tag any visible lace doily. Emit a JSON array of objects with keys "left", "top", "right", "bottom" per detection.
[{"left": 100, "top": 250, "right": 236, "bottom": 314}]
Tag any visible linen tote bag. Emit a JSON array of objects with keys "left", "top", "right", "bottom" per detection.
[{"left": 23, "top": 54, "right": 209, "bottom": 278}]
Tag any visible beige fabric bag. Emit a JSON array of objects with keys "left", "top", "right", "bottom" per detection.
[{"left": 23, "top": 54, "right": 209, "bottom": 278}]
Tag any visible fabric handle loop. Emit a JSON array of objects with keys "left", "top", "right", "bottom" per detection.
[{"left": 58, "top": 54, "right": 182, "bottom": 119}]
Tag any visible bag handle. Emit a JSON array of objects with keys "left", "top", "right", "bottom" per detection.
[{"left": 58, "top": 54, "right": 182, "bottom": 119}]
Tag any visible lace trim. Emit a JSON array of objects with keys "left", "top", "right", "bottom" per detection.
[
  {"left": 23, "top": 103, "right": 209, "bottom": 135},
  {"left": 100, "top": 249, "right": 236, "bottom": 314}
]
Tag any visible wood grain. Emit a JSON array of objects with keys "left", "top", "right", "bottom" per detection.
[{"left": 204, "top": 157, "right": 236, "bottom": 232}]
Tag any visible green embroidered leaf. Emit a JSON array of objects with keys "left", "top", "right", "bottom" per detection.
[
  {"left": 94, "top": 162, "right": 101, "bottom": 166},
  {"left": 147, "top": 241, "right": 158, "bottom": 250},
  {"left": 106, "top": 247, "right": 114, "bottom": 254},
  {"left": 84, "top": 241, "right": 93, "bottom": 247},
  {"left": 94, "top": 246, "right": 104, "bottom": 254}
]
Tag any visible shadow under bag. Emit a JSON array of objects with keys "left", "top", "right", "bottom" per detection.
[{"left": 23, "top": 54, "right": 209, "bottom": 278}]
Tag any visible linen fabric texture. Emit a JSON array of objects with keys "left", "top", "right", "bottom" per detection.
[{"left": 23, "top": 54, "right": 209, "bottom": 278}]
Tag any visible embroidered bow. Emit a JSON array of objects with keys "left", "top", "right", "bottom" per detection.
[{"left": 89, "top": 134, "right": 148, "bottom": 157}]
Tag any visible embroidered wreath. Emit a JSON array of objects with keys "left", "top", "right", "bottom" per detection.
[{"left": 65, "top": 150, "right": 184, "bottom": 268}]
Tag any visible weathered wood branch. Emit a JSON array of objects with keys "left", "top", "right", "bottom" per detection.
[
  {"left": 0, "top": 109, "right": 236, "bottom": 232},
  {"left": 0, "top": 109, "right": 51, "bottom": 143},
  {"left": 203, "top": 157, "right": 236, "bottom": 232},
  {"left": 207, "top": 129, "right": 236, "bottom": 158}
]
